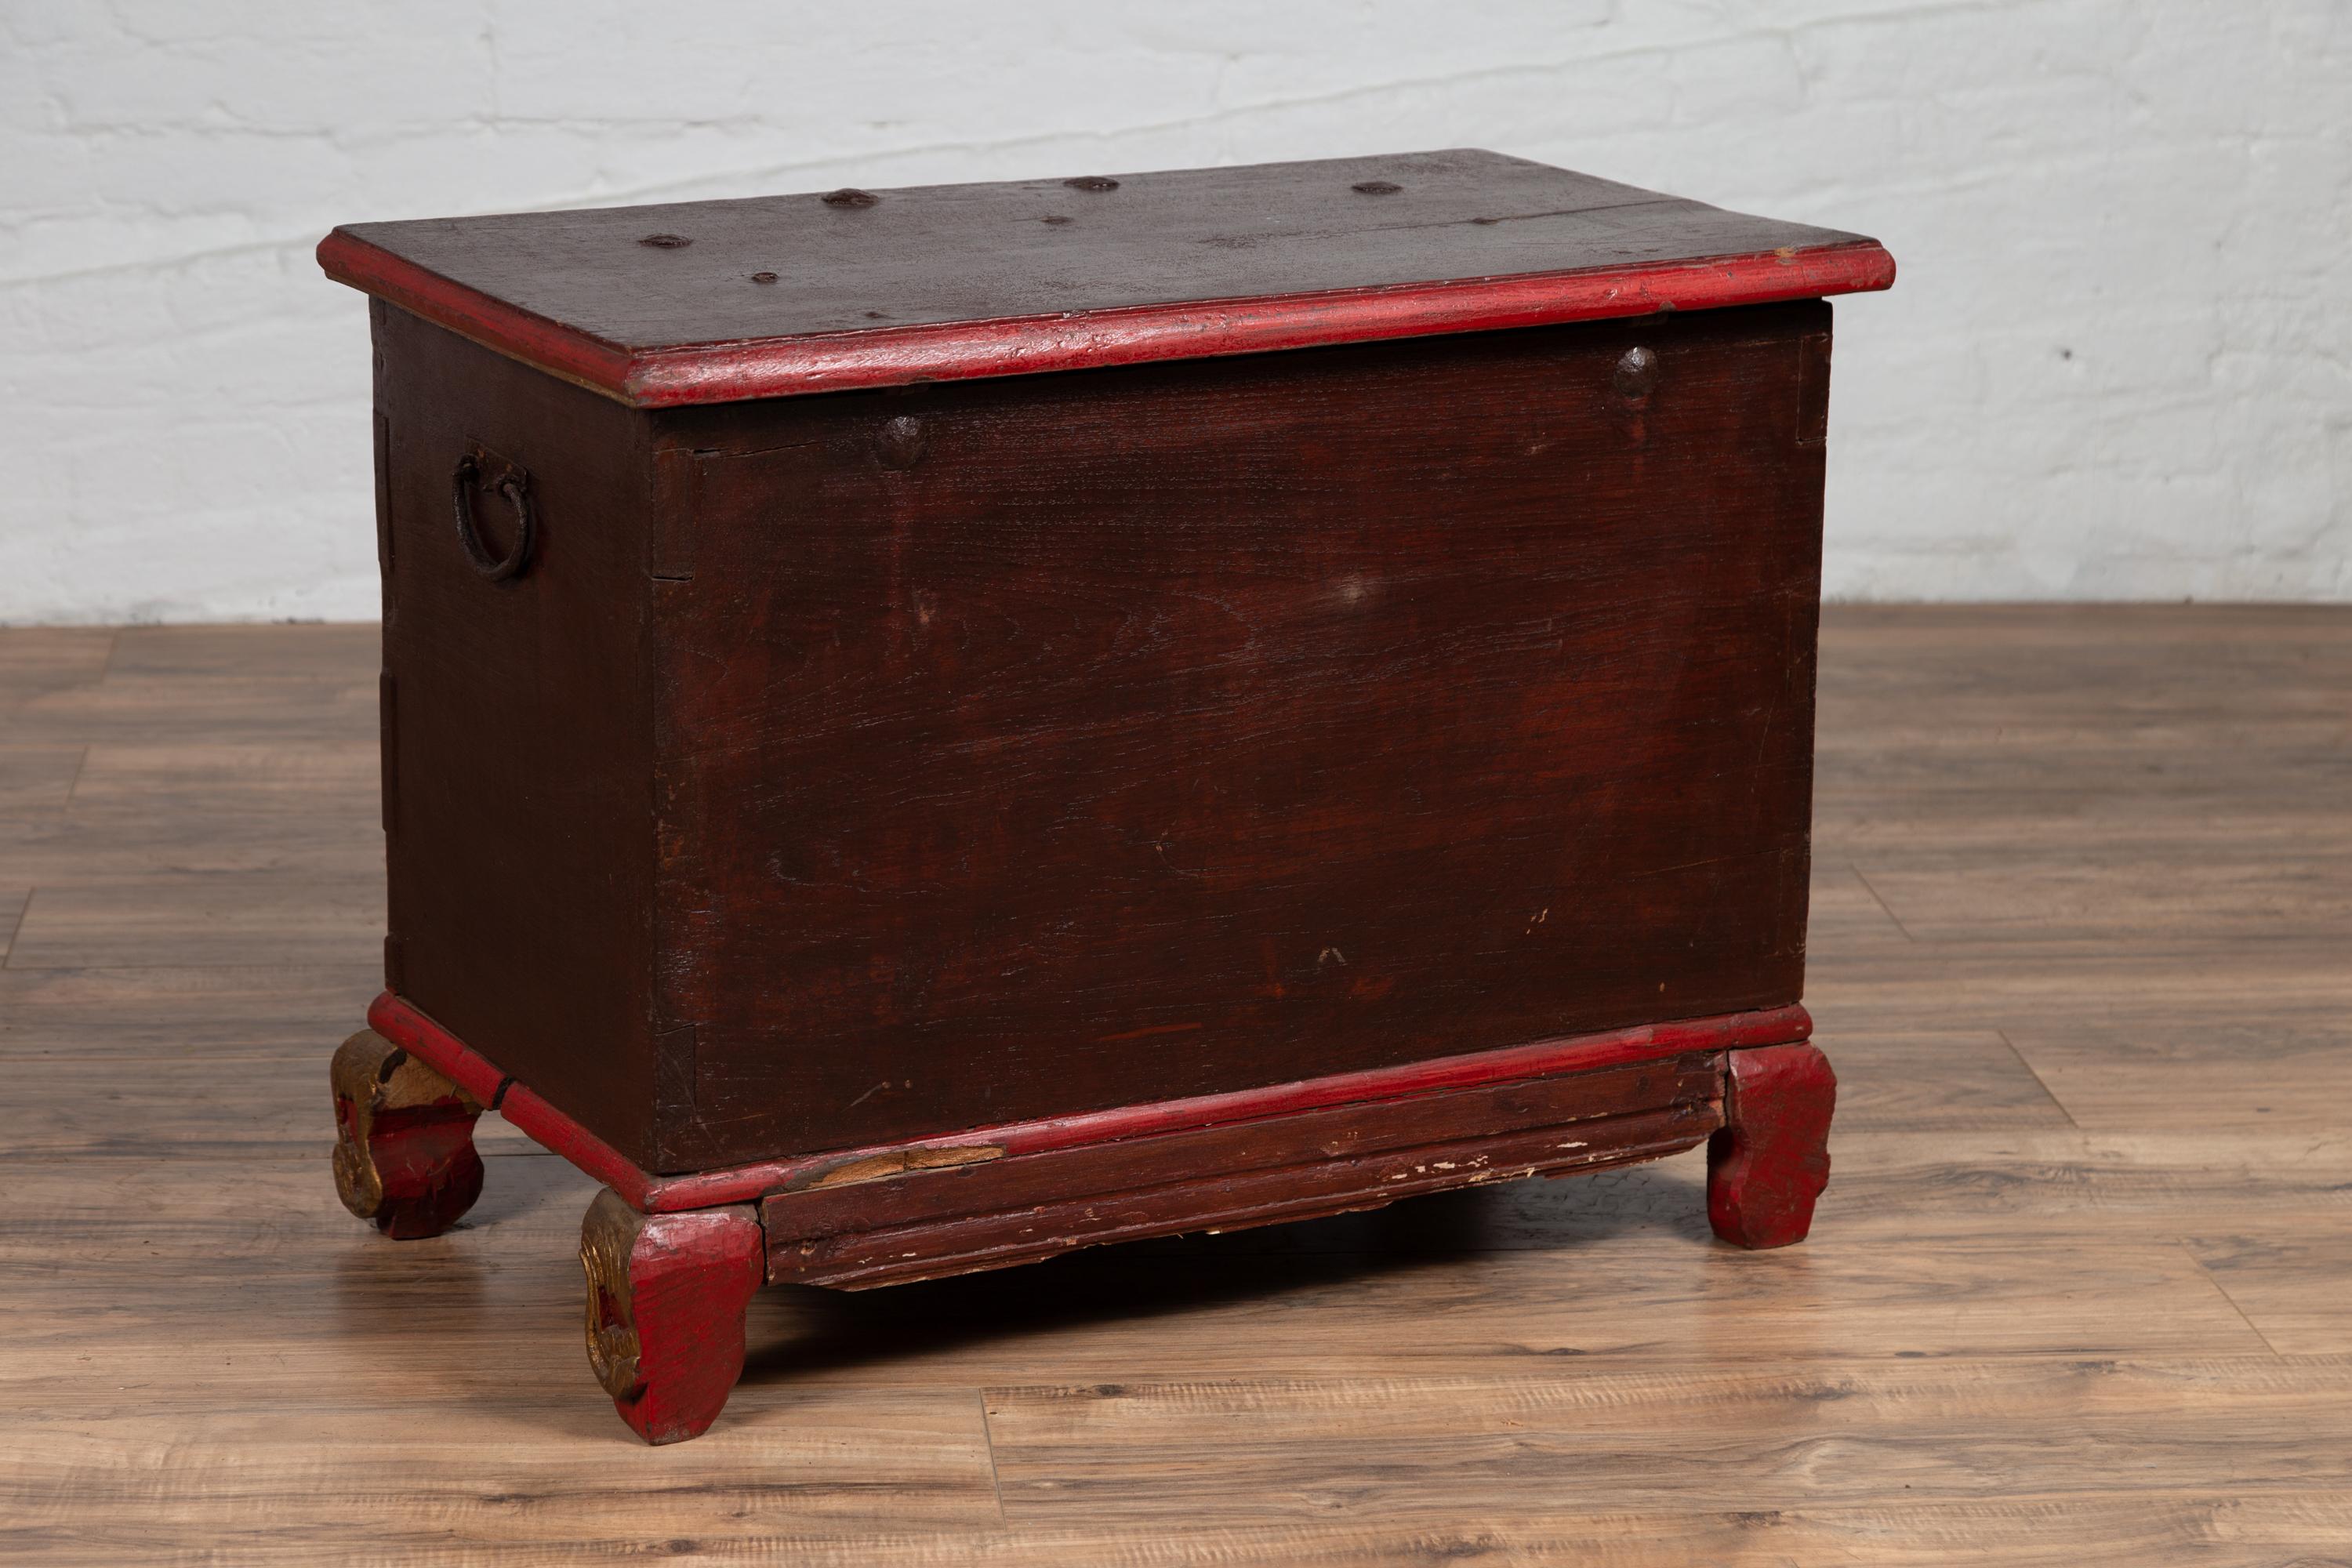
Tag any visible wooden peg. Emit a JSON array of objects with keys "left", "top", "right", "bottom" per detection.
[
  {"left": 579, "top": 1188, "right": 765, "bottom": 1445},
  {"left": 330, "top": 1027, "right": 485, "bottom": 1239},
  {"left": 1707, "top": 1041, "right": 1836, "bottom": 1249}
]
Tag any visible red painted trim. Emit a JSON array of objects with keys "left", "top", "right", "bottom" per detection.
[
  {"left": 319, "top": 230, "right": 634, "bottom": 401},
  {"left": 369, "top": 992, "right": 1811, "bottom": 1214},
  {"left": 318, "top": 231, "right": 1896, "bottom": 409},
  {"left": 367, "top": 993, "right": 652, "bottom": 1206}
]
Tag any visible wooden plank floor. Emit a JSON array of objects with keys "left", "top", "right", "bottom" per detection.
[{"left": 2, "top": 607, "right": 2348, "bottom": 1566}]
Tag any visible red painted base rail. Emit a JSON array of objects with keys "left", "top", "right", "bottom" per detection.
[{"left": 366, "top": 991, "right": 1810, "bottom": 1214}]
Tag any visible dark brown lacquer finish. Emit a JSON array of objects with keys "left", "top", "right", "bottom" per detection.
[
  {"left": 372, "top": 304, "right": 664, "bottom": 1162},
  {"left": 321, "top": 149, "right": 1886, "bottom": 1441},
  {"left": 651, "top": 302, "right": 1830, "bottom": 1167}
]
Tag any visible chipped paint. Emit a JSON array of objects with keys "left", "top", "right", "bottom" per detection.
[{"left": 797, "top": 1143, "right": 1004, "bottom": 1190}]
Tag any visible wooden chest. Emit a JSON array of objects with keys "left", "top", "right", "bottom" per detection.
[{"left": 318, "top": 150, "right": 1891, "bottom": 1442}]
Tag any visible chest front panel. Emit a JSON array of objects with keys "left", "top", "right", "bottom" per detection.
[{"left": 644, "top": 301, "right": 1830, "bottom": 1167}]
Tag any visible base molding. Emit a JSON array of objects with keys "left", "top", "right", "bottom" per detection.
[
  {"left": 339, "top": 996, "right": 1833, "bottom": 1443},
  {"left": 764, "top": 1054, "right": 1724, "bottom": 1289},
  {"left": 777, "top": 1102, "right": 1719, "bottom": 1290},
  {"left": 365, "top": 990, "right": 1809, "bottom": 1214}
]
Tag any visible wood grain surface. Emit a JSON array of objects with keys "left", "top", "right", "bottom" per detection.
[
  {"left": 370, "top": 296, "right": 1832, "bottom": 1174},
  {"left": 2, "top": 608, "right": 2349, "bottom": 1564},
  {"left": 318, "top": 149, "right": 1892, "bottom": 405},
  {"left": 650, "top": 301, "right": 1827, "bottom": 1168},
  {"left": 372, "top": 303, "right": 670, "bottom": 1167}
]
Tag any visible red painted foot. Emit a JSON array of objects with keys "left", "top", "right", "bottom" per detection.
[
  {"left": 331, "top": 1027, "right": 485, "bottom": 1239},
  {"left": 580, "top": 1189, "right": 765, "bottom": 1445},
  {"left": 1708, "top": 1041, "right": 1836, "bottom": 1249}
]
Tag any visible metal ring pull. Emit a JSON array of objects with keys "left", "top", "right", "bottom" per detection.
[{"left": 452, "top": 450, "right": 534, "bottom": 581}]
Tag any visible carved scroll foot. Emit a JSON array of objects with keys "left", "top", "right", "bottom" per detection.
[
  {"left": 580, "top": 1188, "right": 765, "bottom": 1445},
  {"left": 1707, "top": 1041, "right": 1837, "bottom": 1250},
  {"left": 330, "top": 1027, "right": 485, "bottom": 1239}
]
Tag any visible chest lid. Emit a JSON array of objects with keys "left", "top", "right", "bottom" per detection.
[{"left": 319, "top": 148, "right": 1892, "bottom": 409}]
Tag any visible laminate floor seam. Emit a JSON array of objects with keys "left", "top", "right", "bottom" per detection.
[
  {"left": 2181, "top": 1248, "right": 2288, "bottom": 1361},
  {"left": 1846, "top": 862, "right": 1918, "bottom": 942},
  {"left": 2, "top": 887, "right": 34, "bottom": 968},
  {"left": 1993, "top": 1027, "right": 2082, "bottom": 1130}
]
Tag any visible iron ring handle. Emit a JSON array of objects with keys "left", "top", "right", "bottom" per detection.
[{"left": 452, "top": 452, "right": 534, "bottom": 581}]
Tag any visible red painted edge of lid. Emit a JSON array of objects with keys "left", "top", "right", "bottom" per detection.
[{"left": 318, "top": 227, "right": 1895, "bottom": 408}]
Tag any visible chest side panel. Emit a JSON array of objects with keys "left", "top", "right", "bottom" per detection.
[
  {"left": 650, "top": 301, "right": 1829, "bottom": 1169},
  {"left": 376, "top": 307, "right": 665, "bottom": 1166}
]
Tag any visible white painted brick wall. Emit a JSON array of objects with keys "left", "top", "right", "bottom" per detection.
[{"left": 4, "top": 0, "right": 2347, "bottom": 622}]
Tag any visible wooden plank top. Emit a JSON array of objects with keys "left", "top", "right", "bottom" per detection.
[{"left": 318, "top": 148, "right": 1894, "bottom": 407}]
